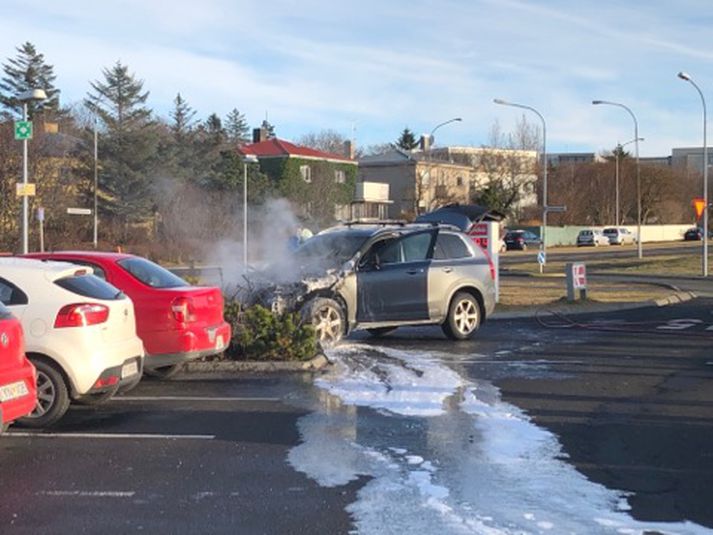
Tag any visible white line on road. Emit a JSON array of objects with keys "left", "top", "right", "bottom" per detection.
[
  {"left": 114, "top": 396, "right": 281, "bottom": 402},
  {"left": 8, "top": 432, "right": 215, "bottom": 440},
  {"left": 37, "top": 490, "right": 136, "bottom": 498}
]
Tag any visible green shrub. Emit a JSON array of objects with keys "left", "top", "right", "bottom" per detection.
[{"left": 223, "top": 299, "right": 317, "bottom": 362}]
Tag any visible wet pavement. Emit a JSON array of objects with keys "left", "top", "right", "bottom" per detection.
[{"left": 1, "top": 298, "right": 712, "bottom": 533}]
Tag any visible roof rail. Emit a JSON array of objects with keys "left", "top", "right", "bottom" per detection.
[{"left": 342, "top": 219, "right": 408, "bottom": 227}]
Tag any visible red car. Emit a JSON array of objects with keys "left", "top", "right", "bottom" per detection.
[
  {"left": 0, "top": 301, "right": 37, "bottom": 429},
  {"left": 26, "top": 252, "right": 230, "bottom": 378}
]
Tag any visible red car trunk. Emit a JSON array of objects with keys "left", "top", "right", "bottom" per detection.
[{"left": 0, "top": 304, "right": 37, "bottom": 426}]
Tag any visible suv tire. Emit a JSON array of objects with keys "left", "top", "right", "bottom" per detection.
[
  {"left": 442, "top": 292, "right": 481, "bottom": 340},
  {"left": 303, "top": 297, "right": 345, "bottom": 346}
]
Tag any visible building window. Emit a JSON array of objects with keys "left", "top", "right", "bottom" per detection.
[
  {"left": 456, "top": 176, "right": 463, "bottom": 187},
  {"left": 300, "top": 165, "right": 312, "bottom": 183},
  {"left": 335, "top": 169, "right": 346, "bottom": 184}
]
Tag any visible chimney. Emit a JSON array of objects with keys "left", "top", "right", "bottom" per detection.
[
  {"left": 419, "top": 134, "right": 431, "bottom": 152},
  {"left": 252, "top": 127, "right": 268, "bottom": 143},
  {"left": 343, "top": 140, "right": 355, "bottom": 160}
]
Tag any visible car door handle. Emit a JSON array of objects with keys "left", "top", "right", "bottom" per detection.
[
  {"left": 406, "top": 268, "right": 424, "bottom": 275},
  {"left": 442, "top": 267, "right": 453, "bottom": 273}
]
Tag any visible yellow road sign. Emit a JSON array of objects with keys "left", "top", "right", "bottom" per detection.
[{"left": 15, "top": 183, "right": 36, "bottom": 197}]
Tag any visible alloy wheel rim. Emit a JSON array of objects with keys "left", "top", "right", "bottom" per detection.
[
  {"left": 314, "top": 305, "right": 342, "bottom": 342},
  {"left": 454, "top": 300, "right": 478, "bottom": 334},
  {"left": 31, "top": 370, "right": 56, "bottom": 418}
]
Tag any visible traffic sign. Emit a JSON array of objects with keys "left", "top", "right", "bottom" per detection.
[
  {"left": 14, "top": 121, "right": 33, "bottom": 140},
  {"left": 15, "top": 183, "right": 36, "bottom": 196},
  {"left": 537, "top": 251, "right": 546, "bottom": 265},
  {"left": 66, "top": 207, "right": 92, "bottom": 215},
  {"left": 545, "top": 205, "right": 567, "bottom": 213},
  {"left": 36, "top": 207, "right": 45, "bottom": 222},
  {"left": 693, "top": 197, "right": 707, "bottom": 220}
]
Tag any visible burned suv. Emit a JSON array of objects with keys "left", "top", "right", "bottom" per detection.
[{"left": 248, "top": 223, "right": 496, "bottom": 343}]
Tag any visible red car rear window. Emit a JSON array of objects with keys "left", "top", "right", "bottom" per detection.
[{"left": 118, "top": 257, "right": 188, "bottom": 288}]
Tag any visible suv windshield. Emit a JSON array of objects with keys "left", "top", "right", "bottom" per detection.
[
  {"left": 295, "top": 233, "right": 369, "bottom": 265},
  {"left": 118, "top": 257, "right": 188, "bottom": 288}
]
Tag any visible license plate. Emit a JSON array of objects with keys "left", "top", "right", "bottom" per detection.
[
  {"left": 0, "top": 381, "right": 29, "bottom": 402},
  {"left": 215, "top": 335, "right": 225, "bottom": 350},
  {"left": 121, "top": 360, "right": 139, "bottom": 379}
]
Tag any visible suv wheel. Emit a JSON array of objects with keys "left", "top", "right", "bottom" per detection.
[
  {"left": 303, "top": 297, "right": 345, "bottom": 346},
  {"left": 19, "top": 359, "right": 70, "bottom": 428},
  {"left": 442, "top": 292, "right": 481, "bottom": 340}
]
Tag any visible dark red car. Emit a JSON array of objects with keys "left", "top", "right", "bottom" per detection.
[
  {"left": 0, "top": 301, "right": 37, "bottom": 429},
  {"left": 26, "top": 252, "right": 230, "bottom": 378}
]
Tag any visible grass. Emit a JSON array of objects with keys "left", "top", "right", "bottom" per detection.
[
  {"left": 505, "top": 253, "right": 702, "bottom": 277},
  {"left": 499, "top": 277, "right": 672, "bottom": 308}
]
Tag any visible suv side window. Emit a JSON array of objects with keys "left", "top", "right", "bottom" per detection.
[
  {"left": 0, "top": 277, "right": 29, "bottom": 306},
  {"left": 434, "top": 233, "right": 471, "bottom": 259},
  {"left": 401, "top": 232, "right": 432, "bottom": 262}
]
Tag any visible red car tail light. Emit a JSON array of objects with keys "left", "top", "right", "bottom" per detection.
[
  {"left": 171, "top": 296, "right": 196, "bottom": 324},
  {"left": 54, "top": 303, "right": 110, "bottom": 328}
]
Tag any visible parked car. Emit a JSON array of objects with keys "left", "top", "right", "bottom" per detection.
[
  {"left": 0, "top": 258, "right": 144, "bottom": 426},
  {"left": 256, "top": 223, "right": 497, "bottom": 343},
  {"left": 26, "top": 252, "right": 231, "bottom": 379},
  {"left": 602, "top": 227, "right": 636, "bottom": 245},
  {"left": 504, "top": 230, "right": 541, "bottom": 251},
  {"left": 683, "top": 227, "right": 711, "bottom": 241},
  {"left": 0, "top": 301, "right": 36, "bottom": 431},
  {"left": 576, "top": 229, "right": 610, "bottom": 247}
]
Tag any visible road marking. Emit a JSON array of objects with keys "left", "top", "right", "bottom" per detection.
[
  {"left": 38, "top": 490, "right": 135, "bottom": 498},
  {"left": 7, "top": 432, "right": 215, "bottom": 440},
  {"left": 114, "top": 396, "right": 281, "bottom": 402}
]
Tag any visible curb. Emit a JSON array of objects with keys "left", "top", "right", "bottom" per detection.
[
  {"left": 180, "top": 354, "right": 330, "bottom": 375},
  {"left": 491, "top": 290, "right": 697, "bottom": 320}
]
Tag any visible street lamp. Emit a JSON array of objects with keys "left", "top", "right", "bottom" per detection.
[
  {"left": 18, "top": 88, "right": 47, "bottom": 254},
  {"left": 242, "top": 154, "right": 259, "bottom": 273},
  {"left": 593, "top": 100, "right": 643, "bottom": 258},
  {"left": 429, "top": 117, "right": 462, "bottom": 147},
  {"left": 494, "top": 98, "right": 548, "bottom": 271},
  {"left": 677, "top": 71, "right": 708, "bottom": 277},
  {"left": 614, "top": 137, "right": 644, "bottom": 226}
]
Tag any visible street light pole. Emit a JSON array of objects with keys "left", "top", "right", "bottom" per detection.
[
  {"left": 242, "top": 154, "right": 259, "bottom": 273},
  {"left": 593, "top": 100, "right": 643, "bottom": 258},
  {"left": 22, "top": 101, "right": 29, "bottom": 254},
  {"left": 614, "top": 137, "right": 644, "bottom": 226},
  {"left": 18, "top": 89, "right": 47, "bottom": 254},
  {"left": 429, "top": 117, "right": 462, "bottom": 147},
  {"left": 677, "top": 71, "right": 708, "bottom": 277},
  {"left": 494, "top": 99, "right": 547, "bottom": 272},
  {"left": 93, "top": 116, "right": 99, "bottom": 248}
]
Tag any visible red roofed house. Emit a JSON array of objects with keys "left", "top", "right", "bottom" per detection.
[{"left": 237, "top": 128, "right": 357, "bottom": 224}]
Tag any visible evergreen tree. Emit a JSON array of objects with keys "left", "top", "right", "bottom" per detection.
[
  {"left": 203, "top": 113, "right": 225, "bottom": 145},
  {"left": 261, "top": 118, "right": 276, "bottom": 139},
  {"left": 170, "top": 92, "right": 197, "bottom": 142},
  {"left": 225, "top": 108, "right": 250, "bottom": 144},
  {"left": 0, "top": 42, "right": 61, "bottom": 119},
  {"left": 84, "top": 61, "right": 158, "bottom": 230},
  {"left": 396, "top": 128, "right": 418, "bottom": 150}
]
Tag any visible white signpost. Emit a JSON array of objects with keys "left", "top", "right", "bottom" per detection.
[
  {"left": 66, "top": 207, "right": 92, "bottom": 216},
  {"left": 468, "top": 221, "right": 501, "bottom": 302}
]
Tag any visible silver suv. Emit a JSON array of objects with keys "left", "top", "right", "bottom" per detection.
[
  {"left": 291, "top": 224, "right": 497, "bottom": 343},
  {"left": 602, "top": 227, "right": 636, "bottom": 245}
]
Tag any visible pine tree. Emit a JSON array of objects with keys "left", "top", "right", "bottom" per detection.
[
  {"left": 261, "top": 118, "right": 276, "bottom": 139},
  {"left": 170, "top": 92, "right": 197, "bottom": 142},
  {"left": 396, "top": 128, "right": 418, "bottom": 150},
  {"left": 203, "top": 113, "right": 225, "bottom": 145},
  {"left": 0, "top": 42, "right": 61, "bottom": 119},
  {"left": 225, "top": 108, "right": 250, "bottom": 144},
  {"left": 84, "top": 61, "right": 158, "bottom": 230}
]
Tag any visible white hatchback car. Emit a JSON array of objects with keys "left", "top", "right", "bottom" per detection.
[{"left": 0, "top": 258, "right": 144, "bottom": 427}]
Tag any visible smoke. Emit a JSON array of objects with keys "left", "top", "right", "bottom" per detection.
[{"left": 203, "top": 198, "right": 303, "bottom": 290}]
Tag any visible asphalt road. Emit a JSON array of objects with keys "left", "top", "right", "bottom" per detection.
[
  {"left": 501, "top": 239, "right": 704, "bottom": 265},
  {"left": 1, "top": 297, "right": 711, "bottom": 533}
]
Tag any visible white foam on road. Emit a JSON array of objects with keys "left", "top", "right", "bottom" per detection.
[{"left": 289, "top": 343, "right": 710, "bottom": 535}]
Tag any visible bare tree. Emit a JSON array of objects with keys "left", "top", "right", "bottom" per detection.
[{"left": 297, "top": 129, "right": 349, "bottom": 156}]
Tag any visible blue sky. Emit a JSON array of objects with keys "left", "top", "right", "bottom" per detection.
[{"left": 1, "top": 0, "right": 712, "bottom": 156}]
